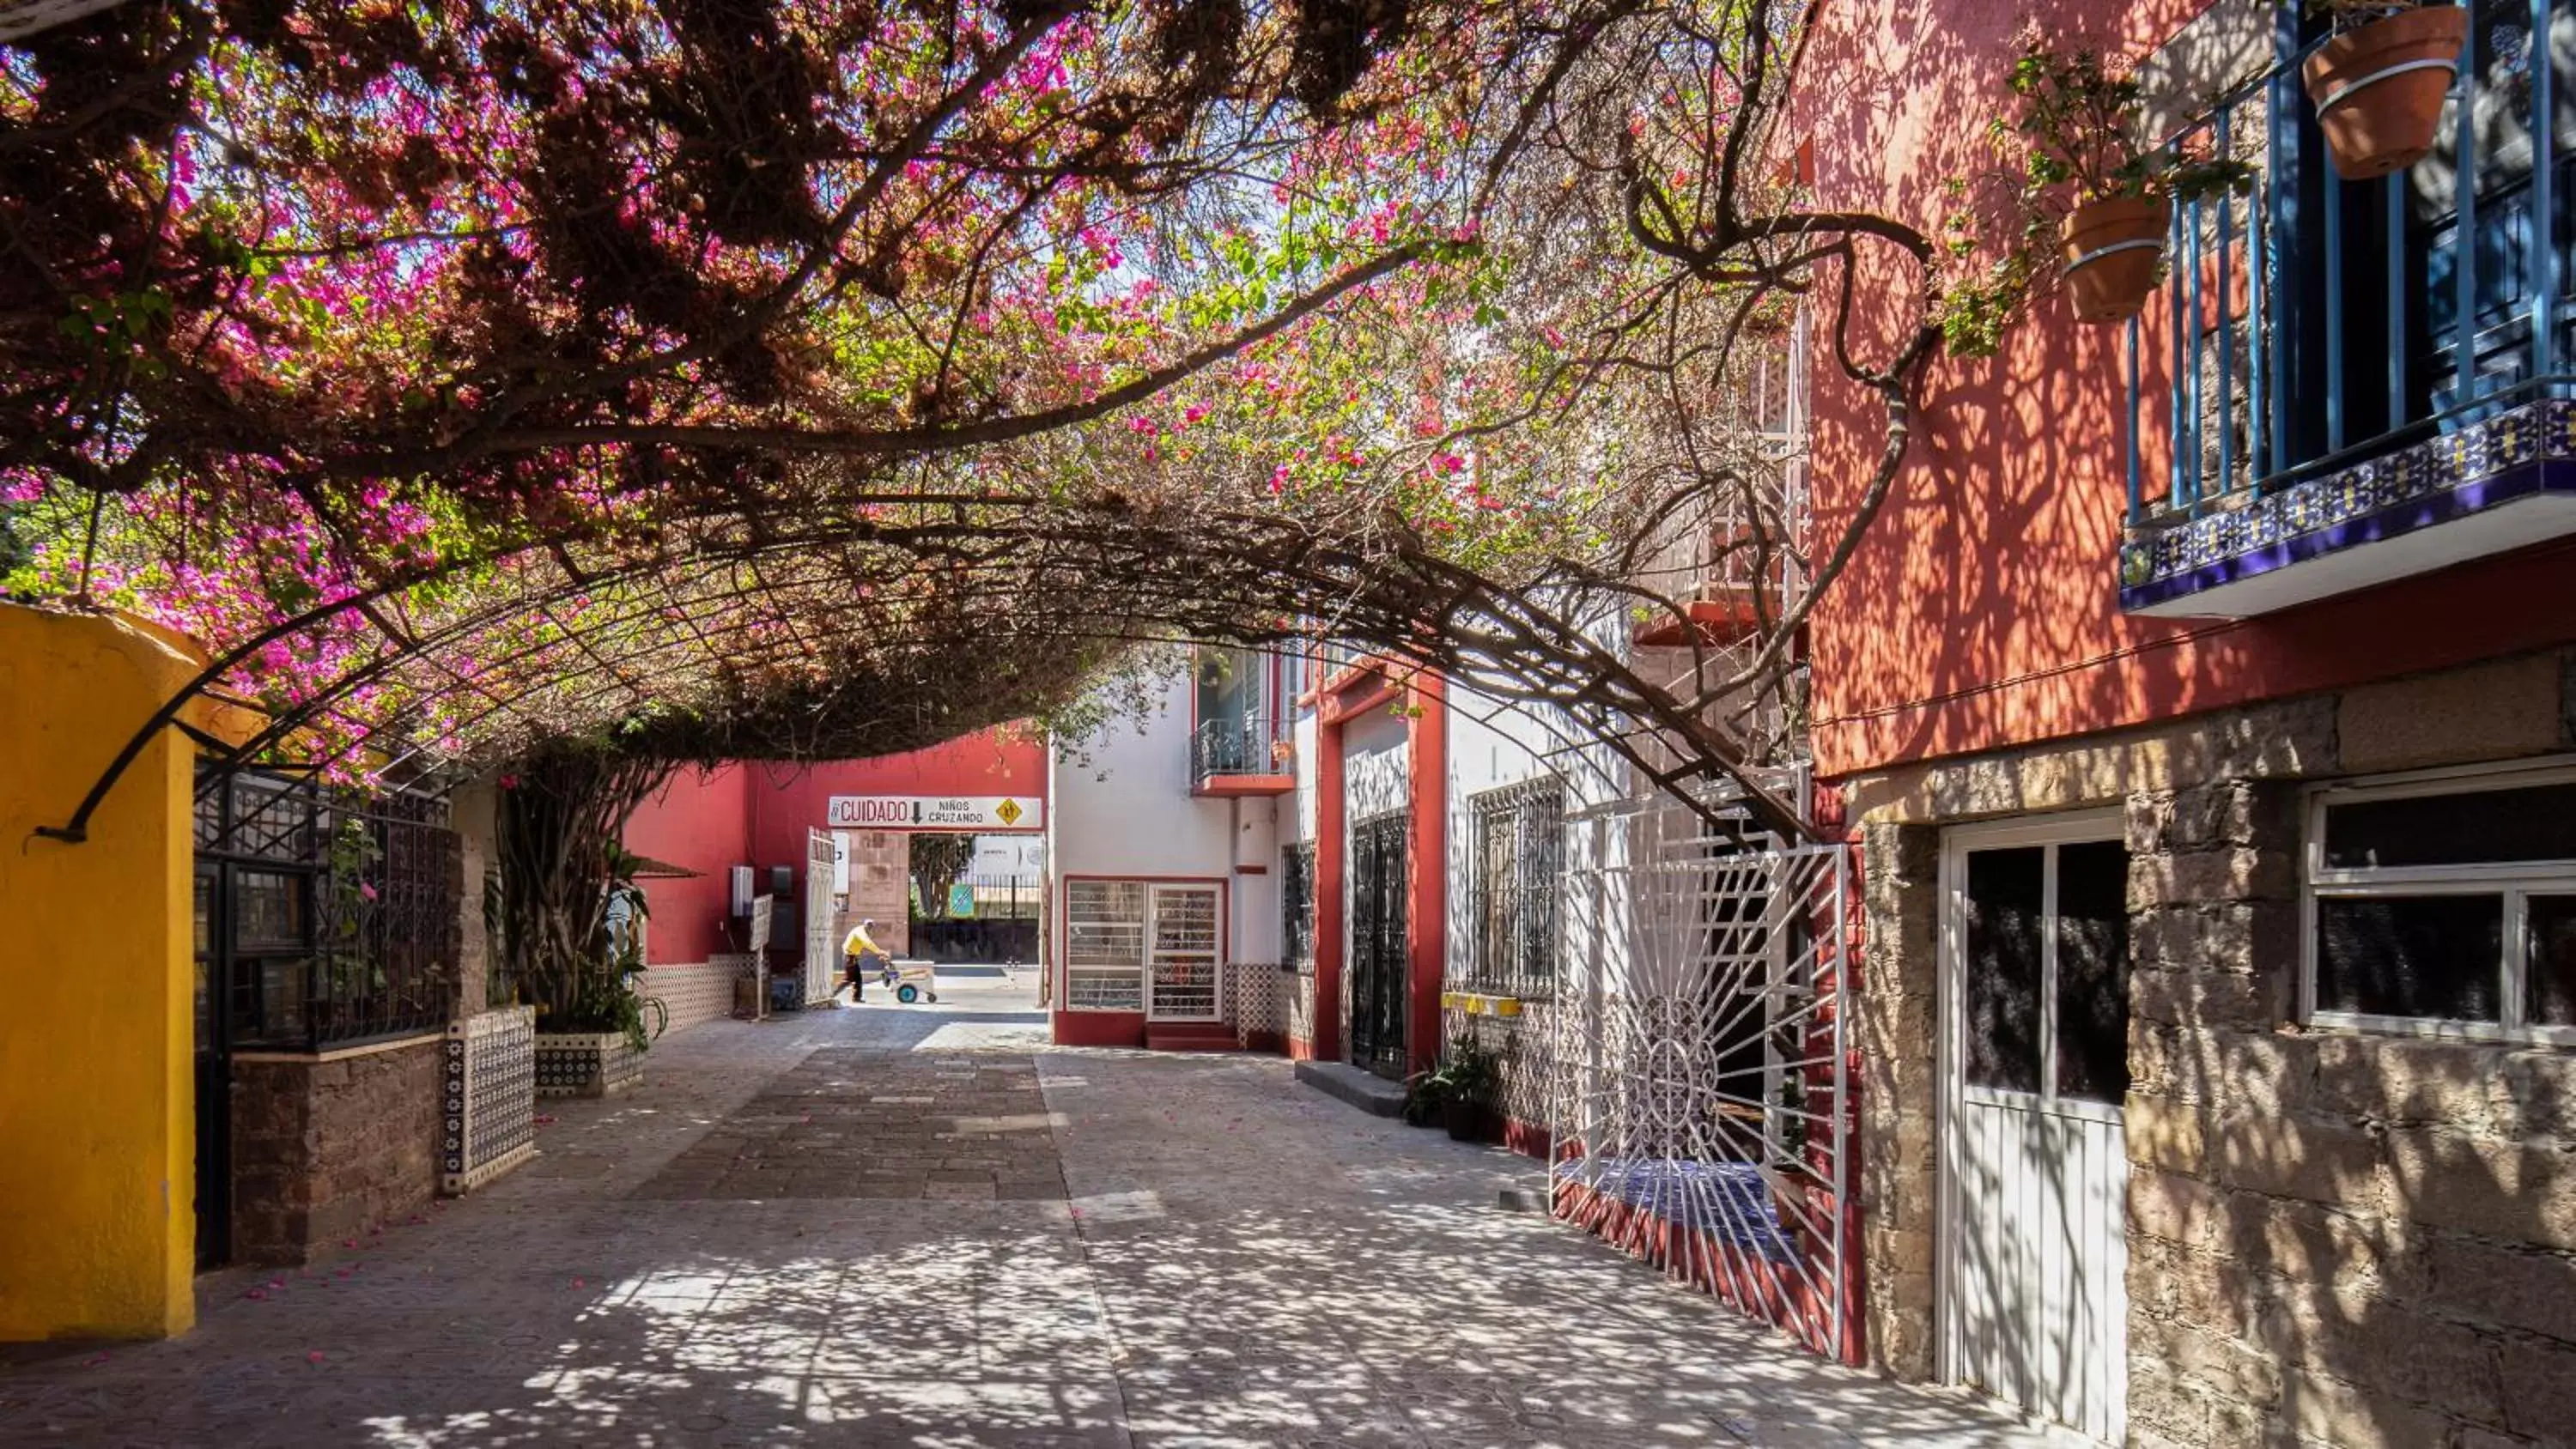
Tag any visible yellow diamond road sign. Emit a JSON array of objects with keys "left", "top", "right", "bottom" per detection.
[{"left": 993, "top": 797, "right": 1024, "bottom": 827}]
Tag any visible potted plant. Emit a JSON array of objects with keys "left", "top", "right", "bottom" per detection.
[
  {"left": 2302, "top": 2, "right": 2469, "bottom": 179},
  {"left": 490, "top": 749, "right": 676, "bottom": 1098},
  {"left": 1435, "top": 1032, "right": 1502, "bottom": 1143},
  {"left": 1944, "top": 39, "right": 2257, "bottom": 344},
  {"left": 1400, "top": 1068, "right": 1449, "bottom": 1127}
]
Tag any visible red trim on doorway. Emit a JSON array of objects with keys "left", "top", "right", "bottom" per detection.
[
  {"left": 1310, "top": 658, "right": 1449, "bottom": 1078},
  {"left": 1314, "top": 718, "right": 1346, "bottom": 1059},
  {"left": 1053, "top": 1010, "right": 1145, "bottom": 1048},
  {"left": 1404, "top": 670, "right": 1448, "bottom": 1074}
]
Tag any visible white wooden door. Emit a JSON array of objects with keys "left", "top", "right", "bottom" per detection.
[
  {"left": 1145, "top": 884, "right": 1221, "bottom": 1022},
  {"left": 1941, "top": 813, "right": 2131, "bottom": 1445}
]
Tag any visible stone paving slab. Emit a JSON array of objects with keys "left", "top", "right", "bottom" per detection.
[
  {"left": 635, "top": 1042, "right": 1066, "bottom": 1203},
  {"left": 0, "top": 985, "right": 2079, "bottom": 1447}
]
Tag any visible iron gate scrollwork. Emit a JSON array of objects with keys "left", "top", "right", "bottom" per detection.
[
  {"left": 1348, "top": 811, "right": 1409, "bottom": 1080},
  {"left": 1545, "top": 797, "right": 1859, "bottom": 1363}
]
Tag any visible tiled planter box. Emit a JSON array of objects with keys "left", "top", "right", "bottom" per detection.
[{"left": 534, "top": 1030, "right": 644, "bottom": 1099}]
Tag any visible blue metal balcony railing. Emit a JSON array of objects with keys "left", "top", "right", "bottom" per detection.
[
  {"left": 1192, "top": 712, "right": 1285, "bottom": 781},
  {"left": 2127, "top": 1, "right": 2573, "bottom": 525}
]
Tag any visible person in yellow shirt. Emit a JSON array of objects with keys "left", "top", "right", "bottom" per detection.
[{"left": 837, "top": 918, "right": 888, "bottom": 1004}]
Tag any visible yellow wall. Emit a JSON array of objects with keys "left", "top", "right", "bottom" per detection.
[{"left": 0, "top": 603, "right": 201, "bottom": 1339}]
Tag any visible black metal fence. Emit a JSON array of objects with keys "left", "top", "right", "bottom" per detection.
[
  {"left": 1467, "top": 777, "right": 1564, "bottom": 998},
  {"left": 196, "top": 768, "right": 461, "bottom": 1052},
  {"left": 1191, "top": 712, "right": 1283, "bottom": 779}
]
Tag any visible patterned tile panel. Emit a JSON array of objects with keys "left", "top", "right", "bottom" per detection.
[
  {"left": 534, "top": 1032, "right": 645, "bottom": 1099},
  {"left": 1229, "top": 961, "right": 1285, "bottom": 1043},
  {"left": 631, "top": 961, "right": 736, "bottom": 1036},
  {"left": 2120, "top": 399, "right": 2576, "bottom": 609},
  {"left": 441, "top": 1006, "right": 536, "bottom": 1195}
]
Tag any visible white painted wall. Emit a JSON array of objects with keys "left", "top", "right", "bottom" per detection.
[
  {"left": 1047, "top": 665, "right": 1300, "bottom": 1009},
  {"left": 1049, "top": 672, "right": 1235, "bottom": 881}
]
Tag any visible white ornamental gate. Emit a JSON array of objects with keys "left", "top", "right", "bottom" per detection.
[
  {"left": 804, "top": 828, "right": 839, "bottom": 1006},
  {"left": 1544, "top": 796, "right": 1860, "bottom": 1362}
]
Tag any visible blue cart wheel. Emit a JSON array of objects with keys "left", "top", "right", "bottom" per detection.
[{"left": 896, "top": 984, "right": 919, "bottom": 1003}]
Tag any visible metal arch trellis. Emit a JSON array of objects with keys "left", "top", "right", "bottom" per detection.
[
  {"left": 29, "top": 485, "right": 1819, "bottom": 849},
  {"left": 1543, "top": 791, "right": 1861, "bottom": 1365}
]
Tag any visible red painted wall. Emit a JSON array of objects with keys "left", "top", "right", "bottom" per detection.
[
  {"left": 625, "top": 765, "right": 749, "bottom": 965},
  {"left": 736, "top": 731, "right": 1048, "bottom": 873},
  {"left": 620, "top": 728, "right": 1048, "bottom": 965},
  {"left": 1797, "top": 0, "right": 2576, "bottom": 780}
]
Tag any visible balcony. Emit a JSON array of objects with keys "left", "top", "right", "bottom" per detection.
[
  {"left": 2117, "top": 5, "right": 2576, "bottom": 620},
  {"left": 1190, "top": 712, "right": 1294, "bottom": 797}
]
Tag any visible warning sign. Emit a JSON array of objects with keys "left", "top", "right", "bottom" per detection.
[{"left": 825, "top": 795, "right": 1044, "bottom": 831}]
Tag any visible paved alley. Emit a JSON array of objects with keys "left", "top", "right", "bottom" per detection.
[{"left": 0, "top": 975, "right": 2072, "bottom": 1447}]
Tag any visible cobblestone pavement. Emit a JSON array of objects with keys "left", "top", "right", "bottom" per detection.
[{"left": 0, "top": 974, "right": 2078, "bottom": 1447}]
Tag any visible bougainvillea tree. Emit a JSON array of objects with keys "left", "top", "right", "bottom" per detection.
[{"left": 2, "top": 0, "right": 1963, "bottom": 844}]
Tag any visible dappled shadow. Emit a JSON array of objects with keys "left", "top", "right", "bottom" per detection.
[
  {"left": 0, "top": 996, "right": 2069, "bottom": 1446},
  {"left": 2128, "top": 1022, "right": 2576, "bottom": 1446}
]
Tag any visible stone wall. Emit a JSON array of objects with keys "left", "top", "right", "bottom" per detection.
[
  {"left": 1856, "top": 819, "right": 1940, "bottom": 1380},
  {"left": 452, "top": 779, "right": 497, "bottom": 1014},
  {"left": 1847, "top": 646, "right": 2576, "bottom": 1449},
  {"left": 228, "top": 1037, "right": 442, "bottom": 1264},
  {"left": 634, "top": 960, "right": 738, "bottom": 1036}
]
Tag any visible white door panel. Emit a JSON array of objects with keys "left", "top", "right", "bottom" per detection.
[{"left": 1941, "top": 815, "right": 2130, "bottom": 1446}]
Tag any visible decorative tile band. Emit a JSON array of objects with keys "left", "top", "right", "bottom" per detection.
[
  {"left": 441, "top": 1005, "right": 537, "bottom": 1197},
  {"left": 1438, "top": 990, "right": 1526, "bottom": 1018},
  {"left": 534, "top": 1031, "right": 646, "bottom": 1099},
  {"left": 2120, "top": 398, "right": 2576, "bottom": 610}
]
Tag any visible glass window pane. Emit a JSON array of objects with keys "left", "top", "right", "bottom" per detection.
[
  {"left": 2321, "top": 783, "right": 2576, "bottom": 869},
  {"left": 2056, "top": 840, "right": 2133, "bottom": 1104},
  {"left": 233, "top": 870, "right": 307, "bottom": 952},
  {"left": 2529, "top": 894, "right": 2576, "bottom": 1028},
  {"left": 2316, "top": 895, "right": 2505, "bottom": 1021},
  {"left": 1965, "top": 847, "right": 2045, "bottom": 1094}
]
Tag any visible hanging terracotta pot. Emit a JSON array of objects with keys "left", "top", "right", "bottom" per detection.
[
  {"left": 2060, "top": 196, "right": 2171, "bottom": 324},
  {"left": 2302, "top": 5, "right": 2470, "bottom": 181}
]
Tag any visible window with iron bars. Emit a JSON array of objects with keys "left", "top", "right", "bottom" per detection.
[
  {"left": 1467, "top": 778, "right": 1564, "bottom": 997},
  {"left": 1281, "top": 840, "right": 1317, "bottom": 973},
  {"left": 194, "top": 768, "right": 461, "bottom": 1052}
]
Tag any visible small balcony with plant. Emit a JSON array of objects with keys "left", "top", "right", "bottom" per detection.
[
  {"left": 1189, "top": 645, "right": 1296, "bottom": 797},
  {"left": 2053, "top": 1, "right": 2576, "bottom": 617}
]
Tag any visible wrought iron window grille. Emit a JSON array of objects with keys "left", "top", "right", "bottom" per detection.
[
  {"left": 1281, "top": 840, "right": 1318, "bottom": 974},
  {"left": 1466, "top": 777, "right": 1565, "bottom": 999},
  {"left": 197, "top": 767, "right": 461, "bottom": 1052}
]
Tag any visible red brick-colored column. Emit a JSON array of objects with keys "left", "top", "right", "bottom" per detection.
[
  {"left": 1404, "top": 669, "right": 1448, "bottom": 1074},
  {"left": 1306, "top": 706, "right": 1346, "bottom": 1061}
]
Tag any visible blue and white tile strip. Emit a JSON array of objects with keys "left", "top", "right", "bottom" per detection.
[{"left": 2119, "top": 398, "right": 2576, "bottom": 611}]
